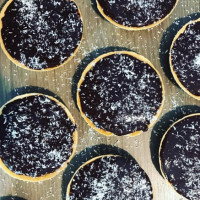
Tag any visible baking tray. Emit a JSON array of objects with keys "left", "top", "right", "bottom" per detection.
[{"left": 0, "top": 0, "right": 200, "bottom": 199}]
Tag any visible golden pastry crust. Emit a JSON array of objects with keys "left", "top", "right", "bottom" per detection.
[
  {"left": 77, "top": 51, "right": 165, "bottom": 137},
  {"left": 0, "top": 93, "right": 78, "bottom": 182},
  {"left": 66, "top": 154, "right": 115, "bottom": 198},
  {"left": 96, "top": 0, "right": 179, "bottom": 31},
  {"left": 159, "top": 113, "right": 200, "bottom": 199},
  {"left": 170, "top": 18, "right": 200, "bottom": 100},
  {"left": 0, "top": 0, "right": 83, "bottom": 71},
  {"left": 66, "top": 154, "right": 154, "bottom": 199}
]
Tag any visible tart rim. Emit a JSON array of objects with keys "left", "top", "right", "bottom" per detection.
[
  {"left": 0, "top": 0, "right": 84, "bottom": 71},
  {"left": 77, "top": 50, "right": 165, "bottom": 137},
  {"left": 170, "top": 18, "right": 200, "bottom": 100},
  {"left": 0, "top": 93, "right": 78, "bottom": 182},
  {"left": 159, "top": 113, "right": 200, "bottom": 199},
  {"left": 66, "top": 154, "right": 154, "bottom": 199},
  {"left": 96, "top": 0, "right": 179, "bottom": 31}
]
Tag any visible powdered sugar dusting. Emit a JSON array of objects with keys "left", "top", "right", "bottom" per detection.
[
  {"left": 171, "top": 20, "right": 200, "bottom": 96},
  {"left": 0, "top": 95, "right": 76, "bottom": 177},
  {"left": 68, "top": 156, "right": 153, "bottom": 200},
  {"left": 79, "top": 53, "right": 163, "bottom": 136},
  {"left": 193, "top": 53, "right": 200, "bottom": 71},
  {"left": 160, "top": 115, "right": 200, "bottom": 200},
  {"left": 1, "top": 0, "right": 83, "bottom": 70},
  {"left": 97, "top": 0, "right": 177, "bottom": 27}
]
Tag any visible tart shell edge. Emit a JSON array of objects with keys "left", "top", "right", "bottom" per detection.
[
  {"left": 96, "top": 0, "right": 179, "bottom": 31},
  {"left": 169, "top": 18, "right": 200, "bottom": 100},
  {"left": 77, "top": 51, "right": 165, "bottom": 137},
  {"left": 0, "top": 0, "right": 83, "bottom": 71},
  {"left": 0, "top": 93, "right": 78, "bottom": 182},
  {"left": 158, "top": 113, "right": 200, "bottom": 198},
  {"left": 66, "top": 154, "right": 116, "bottom": 198},
  {"left": 66, "top": 154, "right": 154, "bottom": 199}
]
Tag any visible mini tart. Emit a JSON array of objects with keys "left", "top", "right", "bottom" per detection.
[
  {"left": 170, "top": 18, "right": 200, "bottom": 100},
  {"left": 0, "top": 93, "right": 78, "bottom": 182},
  {"left": 96, "top": 0, "right": 178, "bottom": 31},
  {"left": 0, "top": 0, "right": 83, "bottom": 71},
  {"left": 77, "top": 51, "right": 164, "bottom": 136},
  {"left": 159, "top": 113, "right": 200, "bottom": 200},
  {"left": 66, "top": 155, "right": 153, "bottom": 200}
]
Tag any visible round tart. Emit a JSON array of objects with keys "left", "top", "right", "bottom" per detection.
[
  {"left": 159, "top": 114, "right": 200, "bottom": 199},
  {"left": 0, "top": 0, "right": 83, "bottom": 71},
  {"left": 0, "top": 93, "right": 77, "bottom": 181},
  {"left": 67, "top": 155, "right": 153, "bottom": 200},
  {"left": 77, "top": 51, "right": 164, "bottom": 136},
  {"left": 96, "top": 0, "right": 178, "bottom": 30},
  {"left": 170, "top": 18, "right": 200, "bottom": 100}
]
